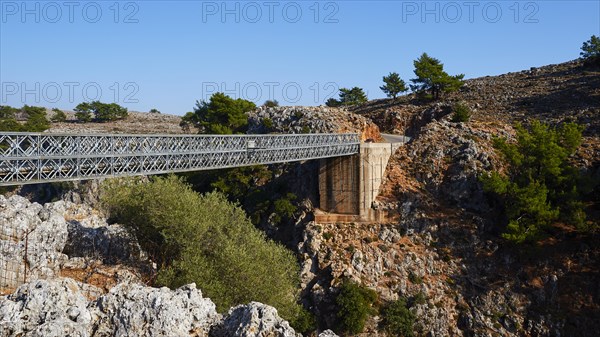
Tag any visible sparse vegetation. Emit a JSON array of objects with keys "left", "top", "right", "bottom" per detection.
[
  {"left": 149, "top": 108, "right": 161, "bottom": 114},
  {"left": 408, "top": 272, "right": 423, "bottom": 284},
  {"left": 411, "top": 292, "right": 427, "bottom": 306},
  {"left": 451, "top": 102, "right": 471, "bottom": 123},
  {"left": 481, "top": 120, "right": 591, "bottom": 243},
  {"left": 335, "top": 280, "right": 378, "bottom": 334}
]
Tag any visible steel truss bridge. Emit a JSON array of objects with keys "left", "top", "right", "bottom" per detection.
[{"left": 0, "top": 132, "right": 360, "bottom": 186}]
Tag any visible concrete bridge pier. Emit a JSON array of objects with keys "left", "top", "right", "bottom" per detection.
[{"left": 317, "top": 142, "right": 403, "bottom": 223}]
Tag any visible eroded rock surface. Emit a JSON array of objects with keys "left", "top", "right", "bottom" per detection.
[
  {"left": 92, "top": 282, "right": 220, "bottom": 337},
  {"left": 213, "top": 302, "right": 300, "bottom": 337},
  {"left": 0, "top": 278, "right": 92, "bottom": 337},
  {"left": 0, "top": 278, "right": 298, "bottom": 337},
  {"left": 0, "top": 195, "right": 69, "bottom": 288},
  {"left": 247, "top": 106, "right": 382, "bottom": 141}
]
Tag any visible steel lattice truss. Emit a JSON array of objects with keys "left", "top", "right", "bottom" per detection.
[{"left": 0, "top": 132, "right": 360, "bottom": 186}]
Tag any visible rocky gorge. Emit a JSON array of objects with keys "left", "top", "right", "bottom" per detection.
[{"left": 0, "top": 59, "right": 598, "bottom": 336}]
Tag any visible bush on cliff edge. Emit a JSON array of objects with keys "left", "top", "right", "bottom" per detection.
[{"left": 100, "top": 175, "right": 303, "bottom": 322}]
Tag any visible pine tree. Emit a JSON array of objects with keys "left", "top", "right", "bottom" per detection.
[
  {"left": 580, "top": 35, "right": 600, "bottom": 65},
  {"left": 338, "top": 87, "right": 368, "bottom": 105},
  {"left": 410, "top": 53, "right": 464, "bottom": 100},
  {"left": 380, "top": 72, "right": 408, "bottom": 100},
  {"left": 481, "top": 121, "right": 587, "bottom": 243},
  {"left": 189, "top": 92, "right": 256, "bottom": 134}
]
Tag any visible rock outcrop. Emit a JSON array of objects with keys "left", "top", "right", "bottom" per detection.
[
  {"left": 0, "top": 193, "right": 306, "bottom": 337},
  {"left": 0, "top": 278, "right": 220, "bottom": 337},
  {"left": 0, "top": 278, "right": 91, "bottom": 337},
  {"left": 247, "top": 106, "right": 383, "bottom": 141},
  {"left": 0, "top": 195, "right": 69, "bottom": 289},
  {"left": 213, "top": 302, "right": 300, "bottom": 337},
  {"left": 0, "top": 278, "right": 302, "bottom": 337},
  {"left": 0, "top": 195, "right": 146, "bottom": 292},
  {"left": 92, "top": 282, "right": 220, "bottom": 336}
]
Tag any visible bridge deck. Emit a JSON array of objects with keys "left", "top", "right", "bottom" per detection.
[{"left": 0, "top": 133, "right": 360, "bottom": 186}]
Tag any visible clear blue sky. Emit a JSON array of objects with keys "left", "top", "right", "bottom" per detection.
[{"left": 1, "top": 0, "right": 599, "bottom": 115}]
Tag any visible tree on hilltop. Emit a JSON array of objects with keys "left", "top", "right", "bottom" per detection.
[
  {"left": 581, "top": 35, "right": 600, "bottom": 66},
  {"left": 410, "top": 53, "right": 464, "bottom": 100},
  {"left": 338, "top": 87, "right": 368, "bottom": 105},
  {"left": 380, "top": 72, "right": 408, "bottom": 100},
  {"left": 74, "top": 101, "right": 128, "bottom": 122},
  {"left": 182, "top": 93, "right": 255, "bottom": 134}
]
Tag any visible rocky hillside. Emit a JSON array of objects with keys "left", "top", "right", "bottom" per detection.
[
  {"left": 2, "top": 59, "right": 598, "bottom": 337},
  {"left": 351, "top": 60, "right": 599, "bottom": 163},
  {"left": 47, "top": 111, "right": 186, "bottom": 134},
  {"left": 292, "top": 60, "right": 599, "bottom": 336},
  {"left": 46, "top": 106, "right": 382, "bottom": 141}
]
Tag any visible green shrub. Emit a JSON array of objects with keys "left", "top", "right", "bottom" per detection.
[
  {"left": 51, "top": 108, "right": 67, "bottom": 122},
  {"left": 264, "top": 100, "right": 279, "bottom": 107},
  {"left": 149, "top": 108, "right": 161, "bottom": 113},
  {"left": 480, "top": 120, "right": 591, "bottom": 242},
  {"left": 451, "top": 102, "right": 471, "bottom": 123},
  {"left": 335, "top": 280, "right": 378, "bottom": 334},
  {"left": 74, "top": 109, "right": 92, "bottom": 122},
  {"left": 271, "top": 193, "right": 297, "bottom": 225},
  {"left": 408, "top": 272, "right": 423, "bottom": 284},
  {"left": 325, "top": 98, "right": 341, "bottom": 107},
  {"left": 381, "top": 297, "right": 415, "bottom": 337},
  {"left": 290, "top": 307, "right": 316, "bottom": 334},
  {"left": 262, "top": 117, "right": 274, "bottom": 130},
  {"left": 0, "top": 105, "right": 21, "bottom": 131},
  {"left": 411, "top": 292, "right": 427, "bottom": 306},
  {"left": 100, "top": 176, "right": 303, "bottom": 320}
]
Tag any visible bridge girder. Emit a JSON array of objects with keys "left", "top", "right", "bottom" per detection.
[{"left": 0, "top": 133, "right": 360, "bottom": 186}]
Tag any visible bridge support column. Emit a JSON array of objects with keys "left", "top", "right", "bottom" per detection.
[
  {"left": 318, "top": 155, "right": 360, "bottom": 215},
  {"left": 318, "top": 143, "right": 402, "bottom": 222}
]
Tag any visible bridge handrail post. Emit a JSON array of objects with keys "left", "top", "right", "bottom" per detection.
[{"left": 36, "top": 134, "right": 40, "bottom": 182}]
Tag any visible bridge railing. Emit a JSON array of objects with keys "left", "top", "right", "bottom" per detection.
[{"left": 0, "top": 132, "right": 360, "bottom": 186}]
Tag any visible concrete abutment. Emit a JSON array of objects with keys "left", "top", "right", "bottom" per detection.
[{"left": 317, "top": 142, "right": 403, "bottom": 223}]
